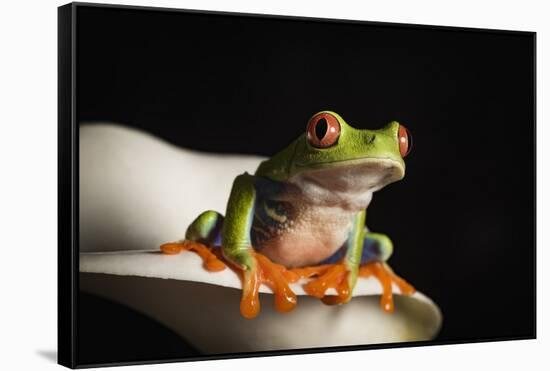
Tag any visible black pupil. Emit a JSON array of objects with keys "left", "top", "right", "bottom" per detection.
[{"left": 315, "top": 118, "right": 328, "bottom": 140}]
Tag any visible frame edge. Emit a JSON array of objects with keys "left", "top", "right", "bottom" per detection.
[{"left": 58, "top": 2, "right": 77, "bottom": 369}]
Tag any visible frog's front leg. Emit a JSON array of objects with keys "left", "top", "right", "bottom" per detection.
[
  {"left": 160, "top": 174, "right": 298, "bottom": 319},
  {"left": 220, "top": 173, "right": 299, "bottom": 319}
]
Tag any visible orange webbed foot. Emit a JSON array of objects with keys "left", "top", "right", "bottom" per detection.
[
  {"left": 160, "top": 242, "right": 298, "bottom": 319},
  {"left": 160, "top": 240, "right": 226, "bottom": 271},
  {"left": 359, "top": 261, "right": 416, "bottom": 313},
  {"left": 239, "top": 251, "right": 299, "bottom": 318},
  {"left": 291, "top": 263, "right": 350, "bottom": 305}
]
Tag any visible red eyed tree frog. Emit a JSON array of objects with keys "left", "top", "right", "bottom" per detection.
[{"left": 161, "top": 111, "right": 415, "bottom": 319}]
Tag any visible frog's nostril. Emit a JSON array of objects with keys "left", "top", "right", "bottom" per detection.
[{"left": 368, "top": 135, "right": 376, "bottom": 144}]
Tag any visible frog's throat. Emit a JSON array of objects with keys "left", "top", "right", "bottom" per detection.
[{"left": 289, "top": 158, "right": 404, "bottom": 199}]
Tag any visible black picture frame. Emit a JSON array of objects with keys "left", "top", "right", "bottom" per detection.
[{"left": 58, "top": 2, "right": 536, "bottom": 368}]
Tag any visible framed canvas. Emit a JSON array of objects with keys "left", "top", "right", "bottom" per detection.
[{"left": 58, "top": 2, "right": 536, "bottom": 368}]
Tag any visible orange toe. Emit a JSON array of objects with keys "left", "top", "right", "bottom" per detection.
[
  {"left": 388, "top": 269, "right": 416, "bottom": 296},
  {"left": 255, "top": 252, "right": 298, "bottom": 313},
  {"left": 291, "top": 263, "right": 350, "bottom": 305},
  {"left": 240, "top": 268, "right": 261, "bottom": 319},
  {"left": 235, "top": 251, "right": 298, "bottom": 318},
  {"left": 160, "top": 240, "right": 226, "bottom": 272},
  {"left": 160, "top": 242, "right": 183, "bottom": 255},
  {"left": 359, "top": 261, "right": 415, "bottom": 313}
]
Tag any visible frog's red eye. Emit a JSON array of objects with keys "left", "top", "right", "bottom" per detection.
[
  {"left": 398, "top": 124, "right": 412, "bottom": 157},
  {"left": 306, "top": 112, "right": 341, "bottom": 148}
]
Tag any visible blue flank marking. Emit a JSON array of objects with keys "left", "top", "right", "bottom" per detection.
[
  {"left": 320, "top": 244, "right": 347, "bottom": 264},
  {"left": 211, "top": 230, "right": 222, "bottom": 247},
  {"left": 320, "top": 235, "right": 382, "bottom": 265},
  {"left": 359, "top": 236, "right": 382, "bottom": 264},
  {"left": 204, "top": 213, "right": 224, "bottom": 248}
]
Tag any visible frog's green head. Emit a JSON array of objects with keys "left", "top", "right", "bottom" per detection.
[{"left": 257, "top": 111, "right": 412, "bottom": 199}]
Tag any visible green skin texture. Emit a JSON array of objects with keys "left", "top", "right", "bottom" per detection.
[{"left": 186, "top": 111, "right": 406, "bottom": 302}]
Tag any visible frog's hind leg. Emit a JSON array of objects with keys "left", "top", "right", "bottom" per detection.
[
  {"left": 184, "top": 210, "right": 224, "bottom": 247},
  {"left": 292, "top": 230, "right": 416, "bottom": 311},
  {"left": 160, "top": 210, "right": 226, "bottom": 271},
  {"left": 358, "top": 232, "right": 416, "bottom": 312}
]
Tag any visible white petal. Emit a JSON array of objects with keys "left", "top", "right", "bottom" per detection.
[{"left": 79, "top": 123, "right": 264, "bottom": 253}]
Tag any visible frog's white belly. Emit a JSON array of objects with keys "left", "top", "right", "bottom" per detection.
[{"left": 259, "top": 205, "right": 354, "bottom": 268}]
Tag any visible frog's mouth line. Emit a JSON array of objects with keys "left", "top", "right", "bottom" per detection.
[{"left": 294, "top": 156, "right": 404, "bottom": 173}]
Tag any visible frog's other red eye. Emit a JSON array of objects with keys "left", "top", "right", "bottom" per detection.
[
  {"left": 398, "top": 124, "right": 412, "bottom": 157},
  {"left": 306, "top": 112, "right": 341, "bottom": 148}
]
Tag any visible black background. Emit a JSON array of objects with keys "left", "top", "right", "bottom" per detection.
[{"left": 76, "top": 5, "right": 535, "bottom": 365}]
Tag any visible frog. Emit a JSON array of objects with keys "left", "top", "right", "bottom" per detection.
[{"left": 160, "top": 111, "right": 416, "bottom": 319}]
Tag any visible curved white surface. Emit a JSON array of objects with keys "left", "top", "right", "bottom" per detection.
[{"left": 79, "top": 123, "right": 265, "bottom": 252}]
